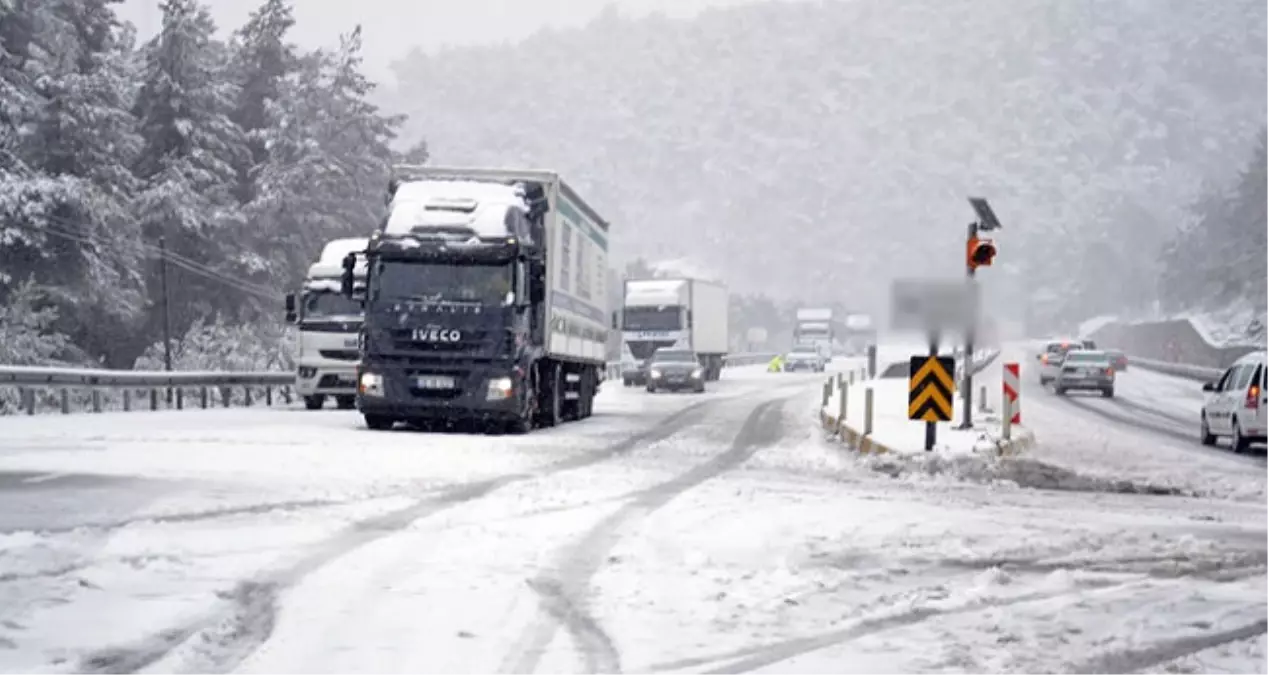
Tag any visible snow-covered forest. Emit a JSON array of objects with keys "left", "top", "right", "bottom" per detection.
[
  {"left": 0, "top": 0, "right": 424, "bottom": 369},
  {"left": 389, "top": 0, "right": 1266, "bottom": 331}
]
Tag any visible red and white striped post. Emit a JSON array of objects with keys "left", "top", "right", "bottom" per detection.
[{"left": 1003, "top": 362, "right": 1020, "bottom": 440}]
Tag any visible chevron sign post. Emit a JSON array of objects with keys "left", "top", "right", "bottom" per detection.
[{"left": 1002, "top": 362, "right": 1020, "bottom": 440}]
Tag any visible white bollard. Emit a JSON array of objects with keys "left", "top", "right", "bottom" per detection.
[
  {"left": 839, "top": 379, "right": 848, "bottom": 425},
  {"left": 979, "top": 384, "right": 988, "bottom": 412},
  {"left": 864, "top": 387, "right": 874, "bottom": 436}
]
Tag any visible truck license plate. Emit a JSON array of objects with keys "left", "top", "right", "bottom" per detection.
[{"left": 414, "top": 375, "right": 456, "bottom": 390}]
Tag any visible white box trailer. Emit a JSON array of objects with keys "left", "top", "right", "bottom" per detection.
[{"left": 621, "top": 277, "right": 729, "bottom": 382}]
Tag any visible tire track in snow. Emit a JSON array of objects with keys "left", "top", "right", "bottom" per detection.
[
  {"left": 641, "top": 577, "right": 1143, "bottom": 674},
  {"left": 72, "top": 397, "right": 724, "bottom": 674},
  {"left": 1065, "top": 618, "right": 1268, "bottom": 674},
  {"left": 501, "top": 396, "right": 790, "bottom": 674}
]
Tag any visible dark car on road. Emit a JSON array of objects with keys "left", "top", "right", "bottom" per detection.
[
  {"left": 1104, "top": 348, "right": 1128, "bottom": 371},
  {"left": 646, "top": 349, "right": 706, "bottom": 393}
]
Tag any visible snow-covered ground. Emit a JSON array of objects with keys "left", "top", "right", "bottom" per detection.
[{"left": 0, "top": 359, "right": 1264, "bottom": 673}]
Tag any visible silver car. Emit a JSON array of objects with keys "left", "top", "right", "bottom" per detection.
[{"left": 1053, "top": 349, "right": 1116, "bottom": 397}]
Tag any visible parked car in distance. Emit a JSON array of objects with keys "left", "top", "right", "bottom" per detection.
[
  {"left": 1104, "top": 348, "right": 1128, "bottom": 371},
  {"left": 646, "top": 348, "right": 707, "bottom": 393},
  {"left": 783, "top": 347, "right": 826, "bottom": 372},
  {"left": 1201, "top": 350, "right": 1267, "bottom": 454},
  {"left": 1053, "top": 349, "right": 1115, "bottom": 397}
]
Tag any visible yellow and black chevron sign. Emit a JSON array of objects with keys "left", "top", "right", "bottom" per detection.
[{"left": 908, "top": 355, "right": 956, "bottom": 422}]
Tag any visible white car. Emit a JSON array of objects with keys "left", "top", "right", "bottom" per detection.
[
  {"left": 1201, "top": 350, "right": 1267, "bottom": 454},
  {"left": 1036, "top": 338, "right": 1083, "bottom": 385}
]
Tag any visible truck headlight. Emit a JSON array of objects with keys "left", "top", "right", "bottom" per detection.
[
  {"left": 650, "top": 369, "right": 662, "bottom": 379},
  {"left": 691, "top": 368, "right": 703, "bottom": 379},
  {"left": 298, "top": 366, "right": 317, "bottom": 379},
  {"left": 487, "top": 376, "right": 514, "bottom": 401},
  {"left": 358, "top": 371, "right": 384, "bottom": 397}
]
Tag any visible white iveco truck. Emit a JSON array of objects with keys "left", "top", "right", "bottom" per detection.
[
  {"left": 339, "top": 166, "right": 612, "bottom": 433},
  {"left": 285, "top": 238, "right": 368, "bottom": 410},
  {"left": 620, "top": 277, "right": 729, "bottom": 385}
]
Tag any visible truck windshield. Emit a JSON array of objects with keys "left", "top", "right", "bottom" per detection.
[
  {"left": 304, "top": 291, "right": 362, "bottom": 319},
  {"left": 624, "top": 306, "right": 681, "bottom": 331},
  {"left": 371, "top": 261, "right": 512, "bottom": 306}
]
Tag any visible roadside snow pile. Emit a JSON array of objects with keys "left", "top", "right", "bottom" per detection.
[
  {"left": 1181, "top": 299, "right": 1266, "bottom": 348},
  {"left": 855, "top": 452, "right": 1192, "bottom": 497}
]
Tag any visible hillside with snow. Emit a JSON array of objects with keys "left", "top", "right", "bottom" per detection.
[{"left": 385, "top": 0, "right": 1266, "bottom": 322}]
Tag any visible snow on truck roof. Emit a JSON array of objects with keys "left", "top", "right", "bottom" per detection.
[
  {"left": 384, "top": 179, "right": 528, "bottom": 238},
  {"left": 317, "top": 238, "right": 368, "bottom": 264},
  {"left": 625, "top": 279, "right": 689, "bottom": 306}
]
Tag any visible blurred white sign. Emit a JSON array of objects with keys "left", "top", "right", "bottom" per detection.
[
  {"left": 746, "top": 327, "right": 768, "bottom": 344},
  {"left": 889, "top": 278, "right": 979, "bottom": 335}
]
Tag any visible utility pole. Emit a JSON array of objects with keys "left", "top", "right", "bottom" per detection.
[
  {"left": 159, "top": 235, "right": 173, "bottom": 404},
  {"left": 960, "top": 197, "right": 1003, "bottom": 430},
  {"left": 959, "top": 220, "right": 978, "bottom": 430}
]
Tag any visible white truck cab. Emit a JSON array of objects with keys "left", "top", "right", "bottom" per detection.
[
  {"left": 1201, "top": 350, "right": 1267, "bottom": 454},
  {"left": 285, "top": 238, "right": 368, "bottom": 410}
]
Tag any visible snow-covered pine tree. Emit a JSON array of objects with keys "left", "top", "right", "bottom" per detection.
[
  {"left": 246, "top": 25, "right": 401, "bottom": 289},
  {"left": 230, "top": 0, "right": 295, "bottom": 205},
  {"left": 132, "top": 0, "right": 253, "bottom": 342},
  {"left": 22, "top": 0, "right": 147, "bottom": 365}
]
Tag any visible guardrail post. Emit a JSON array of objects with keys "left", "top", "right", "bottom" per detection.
[
  {"left": 60, "top": 389, "right": 69, "bottom": 414},
  {"left": 838, "top": 379, "right": 848, "bottom": 427},
  {"left": 265, "top": 387, "right": 273, "bottom": 406},
  {"left": 220, "top": 387, "right": 230, "bottom": 408},
  {"left": 244, "top": 387, "right": 253, "bottom": 407},
  {"left": 200, "top": 387, "right": 208, "bottom": 409},
  {"left": 864, "top": 387, "right": 874, "bottom": 436},
  {"left": 21, "top": 388, "right": 34, "bottom": 415},
  {"left": 150, "top": 389, "right": 158, "bottom": 411},
  {"left": 979, "top": 385, "right": 987, "bottom": 412},
  {"left": 822, "top": 378, "right": 831, "bottom": 408},
  {"left": 123, "top": 389, "right": 131, "bottom": 412},
  {"left": 281, "top": 386, "right": 292, "bottom": 404},
  {"left": 91, "top": 389, "right": 101, "bottom": 413},
  {"left": 176, "top": 388, "right": 184, "bottom": 410}
]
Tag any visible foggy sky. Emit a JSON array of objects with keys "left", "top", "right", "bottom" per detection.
[{"left": 117, "top": 0, "right": 773, "bottom": 79}]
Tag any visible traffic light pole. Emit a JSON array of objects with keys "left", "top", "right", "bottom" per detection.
[{"left": 959, "top": 221, "right": 977, "bottom": 430}]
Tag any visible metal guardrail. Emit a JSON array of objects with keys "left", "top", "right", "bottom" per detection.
[
  {"left": 3, "top": 353, "right": 781, "bottom": 416},
  {"left": 1126, "top": 355, "right": 1223, "bottom": 382},
  {"left": 0, "top": 365, "right": 297, "bottom": 415}
]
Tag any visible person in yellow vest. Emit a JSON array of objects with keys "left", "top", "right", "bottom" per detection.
[{"left": 768, "top": 353, "right": 784, "bottom": 372}]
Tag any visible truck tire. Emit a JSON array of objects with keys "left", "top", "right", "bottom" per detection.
[
  {"left": 579, "top": 368, "right": 595, "bottom": 418},
  {"left": 335, "top": 395, "right": 356, "bottom": 410},
  {"left": 303, "top": 395, "right": 325, "bottom": 410},
  {"left": 538, "top": 364, "right": 563, "bottom": 427},
  {"left": 364, "top": 414, "right": 394, "bottom": 430}
]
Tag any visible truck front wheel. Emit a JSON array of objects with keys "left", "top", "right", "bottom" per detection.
[
  {"left": 364, "top": 414, "right": 395, "bottom": 430},
  {"left": 303, "top": 395, "right": 325, "bottom": 410},
  {"left": 537, "top": 364, "right": 563, "bottom": 427}
]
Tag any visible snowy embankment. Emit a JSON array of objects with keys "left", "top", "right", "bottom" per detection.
[{"left": 819, "top": 348, "right": 1021, "bottom": 458}]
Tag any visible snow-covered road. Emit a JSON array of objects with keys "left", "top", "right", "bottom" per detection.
[{"left": 0, "top": 360, "right": 1264, "bottom": 673}]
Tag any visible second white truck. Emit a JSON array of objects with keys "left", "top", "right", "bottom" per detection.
[
  {"left": 285, "top": 237, "right": 368, "bottom": 410},
  {"left": 620, "top": 277, "right": 729, "bottom": 383},
  {"left": 794, "top": 307, "right": 835, "bottom": 361}
]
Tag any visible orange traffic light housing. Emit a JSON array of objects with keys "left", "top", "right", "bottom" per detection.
[{"left": 967, "top": 236, "right": 997, "bottom": 270}]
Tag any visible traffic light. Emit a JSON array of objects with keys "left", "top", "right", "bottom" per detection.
[{"left": 967, "top": 236, "right": 997, "bottom": 270}]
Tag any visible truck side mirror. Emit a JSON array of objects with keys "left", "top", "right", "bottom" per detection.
[
  {"left": 284, "top": 293, "right": 297, "bottom": 323},
  {"left": 1202, "top": 381, "right": 1216, "bottom": 392},
  {"left": 341, "top": 253, "right": 356, "bottom": 297}
]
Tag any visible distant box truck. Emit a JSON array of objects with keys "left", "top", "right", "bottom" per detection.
[
  {"left": 340, "top": 166, "right": 612, "bottom": 433},
  {"left": 284, "top": 237, "right": 368, "bottom": 410},
  {"left": 794, "top": 307, "right": 834, "bottom": 361},
  {"left": 620, "top": 277, "right": 729, "bottom": 384}
]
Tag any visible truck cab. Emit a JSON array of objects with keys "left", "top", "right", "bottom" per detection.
[{"left": 285, "top": 239, "right": 367, "bottom": 410}]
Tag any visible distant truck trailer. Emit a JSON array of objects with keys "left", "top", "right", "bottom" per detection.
[{"left": 620, "top": 277, "right": 729, "bottom": 385}]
